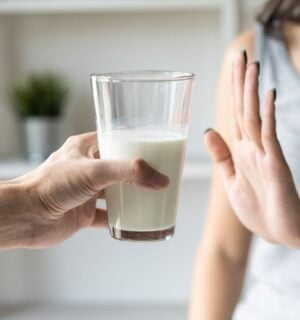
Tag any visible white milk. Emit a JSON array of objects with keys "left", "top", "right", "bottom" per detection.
[{"left": 100, "top": 130, "right": 187, "bottom": 232}]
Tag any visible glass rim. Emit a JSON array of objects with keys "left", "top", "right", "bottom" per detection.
[{"left": 90, "top": 70, "right": 195, "bottom": 83}]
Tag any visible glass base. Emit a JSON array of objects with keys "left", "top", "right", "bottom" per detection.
[{"left": 110, "top": 225, "right": 175, "bottom": 242}]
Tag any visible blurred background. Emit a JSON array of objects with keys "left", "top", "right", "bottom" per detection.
[{"left": 0, "top": 0, "right": 261, "bottom": 319}]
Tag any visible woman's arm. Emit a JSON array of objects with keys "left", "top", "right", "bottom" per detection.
[
  {"left": 206, "top": 35, "right": 300, "bottom": 246},
  {"left": 189, "top": 178, "right": 252, "bottom": 320},
  {"left": 189, "top": 30, "right": 255, "bottom": 320}
]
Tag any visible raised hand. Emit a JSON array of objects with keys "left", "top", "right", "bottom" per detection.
[{"left": 205, "top": 51, "right": 300, "bottom": 246}]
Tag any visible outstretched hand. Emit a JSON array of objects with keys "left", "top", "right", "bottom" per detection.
[{"left": 205, "top": 51, "right": 300, "bottom": 246}]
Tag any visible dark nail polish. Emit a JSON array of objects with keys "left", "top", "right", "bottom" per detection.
[
  {"left": 204, "top": 128, "right": 213, "bottom": 135},
  {"left": 255, "top": 61, "right": 260, "bottom": 75},
  {"left": 242, "top": 49, "right": 248, "bottom": 65},
  {"left": 273, "top": 88, "right": 277, "bottom": 101}
]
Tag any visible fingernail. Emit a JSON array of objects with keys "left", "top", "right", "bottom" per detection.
[
  {"left": 151, "top": 172, "right": 169, "bottom": 189},
  {"left": 248, "top": 61, "right": 260, "bottom": 75},
  {"left": 204, "top": 128, "right": 213, "bottom": 135},
  {"left": 242, "top": 49, "right": 248, "bottom": 65},
  {"left": 273, "top": 88, "right": 277, "bottom": 101},
  {"left": 255, "top": 61, "right": 260, "bottom": 75}
]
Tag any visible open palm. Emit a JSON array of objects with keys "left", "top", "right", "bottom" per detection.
[{"left": 205, "top": 52, "right": 300, "bottom": 246}]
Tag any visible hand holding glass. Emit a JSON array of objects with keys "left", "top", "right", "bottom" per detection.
[{"left": 91, "top": 71, "right": 194, "bottom": 241}]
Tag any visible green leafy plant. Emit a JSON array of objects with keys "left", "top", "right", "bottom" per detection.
[{"left": 11, "top": 72, "right": 68, "bottom": 117}]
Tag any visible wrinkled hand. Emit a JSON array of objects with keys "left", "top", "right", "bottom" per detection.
[
  {"left": 205, "top": 51, "right": 300, "bottom": 246},
  {"left": 18, "top": 132, "right": 169, "bottom": 248}
]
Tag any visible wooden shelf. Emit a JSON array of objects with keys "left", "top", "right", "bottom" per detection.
[
  {"left": 0, "top": 0, "right": 223, "bottom": 14},
  {"left": 0, "top": 159, "right": 211, "bottom": 181}
]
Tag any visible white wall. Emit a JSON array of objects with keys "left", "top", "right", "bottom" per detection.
[
  {"left": 0, "top": 10, "right": 219, "bottom": 306},
  {"left": 0, "top": 17, "right": 21, "bottom": 157},
  {"left": 0, "top": 0, "right": 264, "bottom": 307},
  {"left": 240, "top": 0, "right": 264, "bottom": 30},
  {"left": 0, "top": 11, "right": 222, "bottom": 160}
]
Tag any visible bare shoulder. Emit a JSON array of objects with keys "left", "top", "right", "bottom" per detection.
[
  {"left": 215, "top": 28, "right": 256, "bottom": 139},
  {"left": 224, "top": 28, "right": 256, "bottom": 65},
  {"left": 217, "top": 28, "right": 256, "bottom": 88}
]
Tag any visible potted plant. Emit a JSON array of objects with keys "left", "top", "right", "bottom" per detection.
[{"left": 11, "top": 72, "right": 68, "bottom": 163}]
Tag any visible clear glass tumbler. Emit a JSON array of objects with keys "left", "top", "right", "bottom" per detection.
[{"left": 91, "top": 71, "right": 195, "bottom": 241}]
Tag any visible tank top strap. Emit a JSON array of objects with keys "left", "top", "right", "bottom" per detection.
[{"left": 256, "top": 23, "right": 300, "bottom": 105}]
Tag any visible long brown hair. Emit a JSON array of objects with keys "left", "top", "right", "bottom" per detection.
[{"left": 257, "top": 0, "right": 300, "bottom": 38}]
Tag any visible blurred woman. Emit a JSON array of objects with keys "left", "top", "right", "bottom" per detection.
[{"left": 190, "top": 1, "right": 300, "bottom": 319}]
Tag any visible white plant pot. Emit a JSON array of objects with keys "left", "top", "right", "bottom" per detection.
[{"left": 22, "top": 116, "right": 63, "bottom": 163}]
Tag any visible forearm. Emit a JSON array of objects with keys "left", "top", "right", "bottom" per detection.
[
  {"left": 0, "top": 181, "right": 33, "bottom": 249},
  {"left": 189, "top": 247, "right": 247, "bottom": 320}
]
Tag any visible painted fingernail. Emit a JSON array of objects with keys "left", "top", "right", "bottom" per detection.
[
  {"left": 242, "top": 49, "right": 248, "bottom": 65},
  {"left": 255, "top": 61, "right": 260, "bottom": 75},
  {"left": 248, "top": 61, "right": 260, "bottom": 74},
  {"left": 273, "top": 88, "right": 277, "bottom": 101},
  {"left": 204, "top": 128, "right": 213, "bottom": 135}
]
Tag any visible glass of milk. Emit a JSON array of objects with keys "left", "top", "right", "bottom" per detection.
[{"left": 91, "top": 71, "right": 195, "bottom": 241}]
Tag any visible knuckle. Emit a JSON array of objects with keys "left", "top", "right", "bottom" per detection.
[
  {"left": 65, "top": 135, "right": 81, "bottom": 146},
  {"left": 63, "top": 135, "right": 84, "bottom": 159},
  {"left": 46, "top": 150, "right": 59, "bottom": 162},
  {"left": 131, "top": 158, "right": 144, "bottom": 174},
  {"left": 65, "top": 135, "right": 76, "bottom": 144}
]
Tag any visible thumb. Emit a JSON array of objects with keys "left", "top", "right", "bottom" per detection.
[
  {"left": 204, "top": 129, "right": 235, "bottom": 180},
  {"left": 86, "top": 158, "right": 170, "bottom": 191}
]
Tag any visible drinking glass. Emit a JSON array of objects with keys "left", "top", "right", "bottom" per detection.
[{"left": 91, "top": 70, "right": 195, "bottom": 241}]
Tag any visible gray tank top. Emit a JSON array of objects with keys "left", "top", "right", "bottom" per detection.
[{"left": 233, "top": 25, "right": 300, "bottom": 320}]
